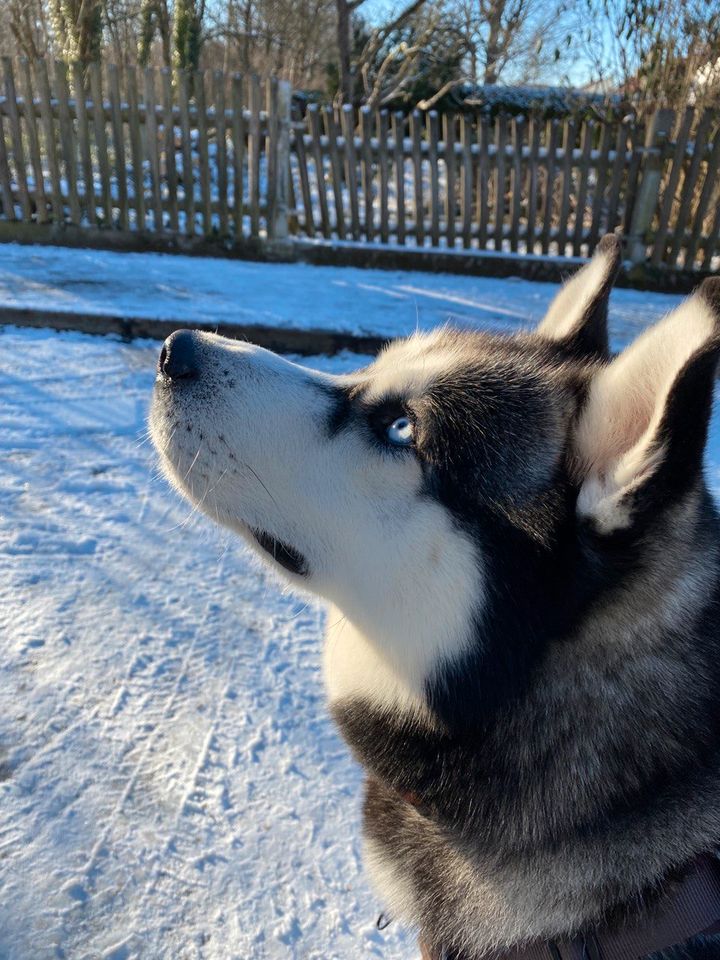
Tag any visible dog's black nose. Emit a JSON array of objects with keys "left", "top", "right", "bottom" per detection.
[{"left": 159, "top": 330, "right": 198, "bottom": 381}]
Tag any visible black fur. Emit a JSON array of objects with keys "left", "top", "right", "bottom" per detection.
[
  {"left": 331, "top": 320, "right": 720, "bottom": 958},
  {"left": 553, "top": 232, "right": 620, "bottom": 362},
  {"left": 250, "top": 527, "right": 309, "bottom": 575}
]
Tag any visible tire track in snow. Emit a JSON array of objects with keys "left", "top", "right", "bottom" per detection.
[
  {"left": 127, "top": 640, "right": 242, "bottom": 952},
  {"left": 71, "top": 606, "right": 210, "bottom": 896}
]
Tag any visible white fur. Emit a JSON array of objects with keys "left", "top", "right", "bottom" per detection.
[
  {"left": 361, "top": 328, "right": 469, "bottom": 403},
  {"left": 575, "top": 293, "right": 717, "bottom": 531},
  {"left": 151, "top": 333, "right": 484, "bottom": 717},
  {"left": 364, "top": 836, "right": 420, "bottom": 927},
  {"left": 537, "top": 247, "right": 614, "bottom": 343}
]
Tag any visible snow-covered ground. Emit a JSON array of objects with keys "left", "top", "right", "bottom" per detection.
[
  {"left": 0, "top": 242, "right": 683, "bottom": 340},
  {"left": 0, "top": 330, "right": 389, "bottom": 960},
  {"left": 1, "top": 257, "right": 718, "bottom": 960}
]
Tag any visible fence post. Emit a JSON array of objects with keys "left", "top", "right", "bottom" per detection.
[
  {"left": 627, "top": 108, "right": 674, "bottom": 265},
  {"left": 273, "top": 80, "right": 292, "bottom": 241}
]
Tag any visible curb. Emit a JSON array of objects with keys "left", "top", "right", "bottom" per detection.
[{"left": 0, "top": 305, "right": 387, "bottom": 356}]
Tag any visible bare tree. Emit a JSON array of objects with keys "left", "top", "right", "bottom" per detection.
[
  {"left": 335, "top": 0, "right": 358, "bottom": 100},
  {"left": 102, "top": 0, "right": 143, "bottom": 66},
  {"left": 208, "top": 0, "right": 257, "bottom": 72},
  {"left": 0, "top": 0, "right": 575, "bottom": 92},
  {"left": 356, "top": 2, "right": 467, "bottom": 107},
  {"left": 6, "top": 0, "right": 49, "bottom": 59},
  {"left": 453, "top": 0, "right": 545, "bottom": 84},
  {"left": 335, "top": 0, "right": 431, "bottom": 102},
  {"left": 575, "top": 0, "right": 720, "bottom": 112},
  {"left": 204, "top": 0, "right": 335, "bottom": 84},
  {"left": 483, "top": 0, "right": 529, "bottom": 82}
]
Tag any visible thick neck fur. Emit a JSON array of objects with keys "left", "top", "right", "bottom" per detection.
[{"left": 329, "top": 484, "right": 720, "bottom": 956}]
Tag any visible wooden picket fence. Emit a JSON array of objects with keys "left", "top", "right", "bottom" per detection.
[
  {"left": 291, "top": 104, "right": 720, "bottom": 272},
  {"left": 0, "top": 57, "right": 291, "bottom": 240},
  {"left": 292, "top": 105, "right": 642, "bottom": 257},
  {"left": 0, "top": 58, "right": 720, "bottom": 274}
]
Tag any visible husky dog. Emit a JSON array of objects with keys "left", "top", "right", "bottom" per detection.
[{"left": 150, "top": 236, "right": 720, "bottom": 959}]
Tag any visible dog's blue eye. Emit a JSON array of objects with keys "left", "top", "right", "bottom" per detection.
[{"left": 386, "top": 416, "right": 413, "bottom": 446}]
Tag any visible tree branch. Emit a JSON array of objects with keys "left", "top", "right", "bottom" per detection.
[{"left": 416, "top": 76, "right": 469, "bottom": 110}]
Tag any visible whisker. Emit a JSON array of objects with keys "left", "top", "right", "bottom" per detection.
[
  {"left": 183, "top": 444, "right": 203, "bottom": 483},
  {"left": 241, "top": 462, "right": 281, "bottom": 513}
]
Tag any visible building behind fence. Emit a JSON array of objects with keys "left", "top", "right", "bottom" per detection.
[{"left": 1, "top": 57, "right": 719, "bottom": 275}]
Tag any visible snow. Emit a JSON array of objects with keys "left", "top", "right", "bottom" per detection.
[
  {"left": 0, "top": 328, "right": 390, "bottom": 960},
  {"left": 0, "top": 258, "right": 716, "bottom": 960},
  {"left": 0, "top": 241, "right": 684, "bottom": 341}
]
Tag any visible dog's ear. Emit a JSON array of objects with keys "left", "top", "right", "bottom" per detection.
[
  {"left": 536, "top": 234, "right": 621, "bottom": 360},
  {"left": 573, "top": 278, "right": 720, "bottom": 534}
]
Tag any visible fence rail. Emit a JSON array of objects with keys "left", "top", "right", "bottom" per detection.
[{"left": 0, "top": 58, "right": 719, "bottom": 275}]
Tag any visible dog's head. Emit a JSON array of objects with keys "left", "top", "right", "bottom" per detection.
[{"left": 150, "top": 239, "right": 720, "bottom": 723}]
